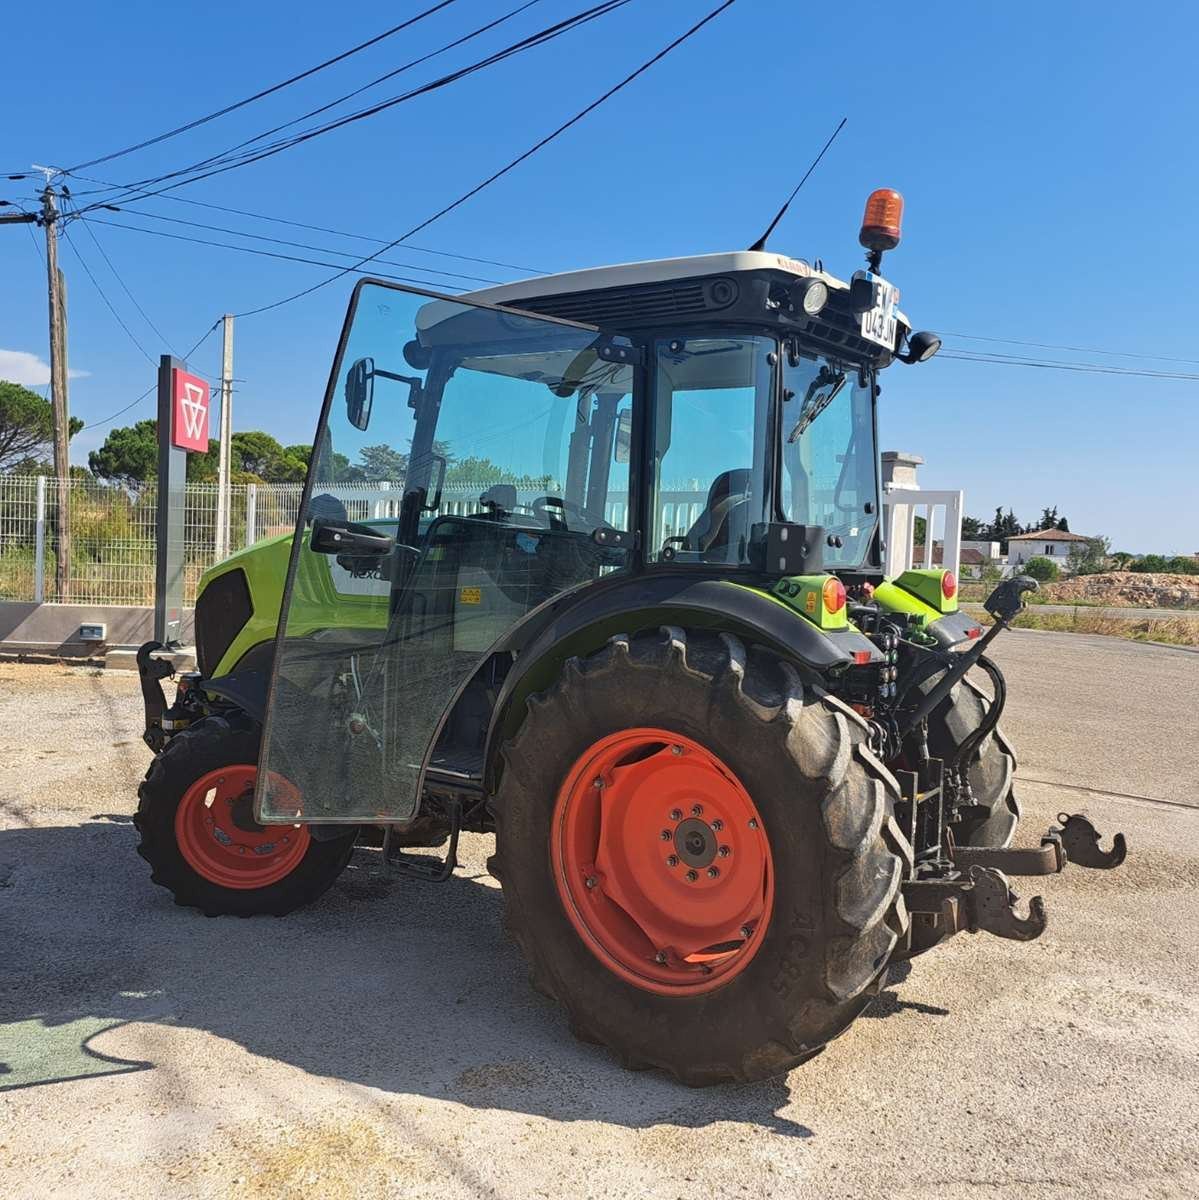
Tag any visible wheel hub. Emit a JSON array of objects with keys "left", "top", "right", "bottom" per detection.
[
  {"left": 551, "top": 728, "right": 774, "bottom": 996},
  {"left": 673, "top": 817, "right": 717, "bottom": 869}
]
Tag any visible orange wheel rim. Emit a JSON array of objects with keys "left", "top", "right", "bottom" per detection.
[
  {"left": 551, "top": 728, "right": 773, "bottom": 995},
  {"left": 175, "top": 765, "right": 310, "bottom": 890}
]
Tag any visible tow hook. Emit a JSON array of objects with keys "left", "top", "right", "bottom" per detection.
[
  {"left": 903, "top": 868, "right": 1048, "bottom": 943},
  {"left": 1053, "top": 812, "right": 1127, "bottom": 869},
  {"left": 950, "top": 812, "right": 1127, "bottom": 876}
]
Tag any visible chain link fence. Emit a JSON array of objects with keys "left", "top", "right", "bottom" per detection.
[{"left": 0, "top": 476, "right": 715, "bottom": 607}]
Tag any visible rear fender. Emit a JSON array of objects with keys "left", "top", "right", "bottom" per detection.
[{"left": 480, "top": 572, "right": 876, "bottom": 791}]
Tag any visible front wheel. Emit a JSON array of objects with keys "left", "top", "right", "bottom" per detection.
[
  {"left": 135, "top": 715, "right": 357, "bottom": 917},
  {"left": 491, "top": 627, "right": 912, "bottom": 1085}
]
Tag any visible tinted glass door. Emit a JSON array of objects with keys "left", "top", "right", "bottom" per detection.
[{"left": 257, "top": 282, "right": 635, "bottom": 823}]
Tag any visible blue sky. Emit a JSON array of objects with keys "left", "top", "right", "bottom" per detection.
[{"left": 2, "top": 0, "right": 1196, "bottom": 553}]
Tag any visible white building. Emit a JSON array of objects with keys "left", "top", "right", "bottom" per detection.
[{"left": 1006, "top": 528, "right": 1092, "bottom": 569}]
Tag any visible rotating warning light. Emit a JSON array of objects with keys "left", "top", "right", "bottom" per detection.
[{"left": 859, "top": 188, "right": 904, "bottom": 253}]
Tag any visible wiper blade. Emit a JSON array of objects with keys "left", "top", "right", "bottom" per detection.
[{"left": 787, "top": 367, "right": 846, "bottom": 442}]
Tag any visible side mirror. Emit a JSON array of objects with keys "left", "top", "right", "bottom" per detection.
[
  {"left": 614, "top": 409, "right": 632, "bottom": 464},
  {"left": 345, "top": 358, "right": 374, "bottom": 431}
]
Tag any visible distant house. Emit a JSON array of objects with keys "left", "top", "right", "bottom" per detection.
[
  {"left": 1006, "top": 528, "right": 1092, "bottom": 569},
  {"left": 911, "top": 543, "right": 988, "bottom": 579}
]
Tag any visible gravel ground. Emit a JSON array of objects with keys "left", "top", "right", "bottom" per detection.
[{"left": 1, "top": 630, "right": 1197, "bottom": 1199}]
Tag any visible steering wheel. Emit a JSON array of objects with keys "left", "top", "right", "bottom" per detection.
[{"left": 531, "top": 495, "right": 612, "bottom": 532}]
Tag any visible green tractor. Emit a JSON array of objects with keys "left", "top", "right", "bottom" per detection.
[{"left": 134, "top": 190, "right": 1125, "bottom": 1084}]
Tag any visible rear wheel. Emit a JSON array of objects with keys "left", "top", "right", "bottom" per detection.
[
  {"left": 922, "top": 672, "right": 1021, "bottom": 848},
  {"left": 491, "top": 627, "right": 912, "bottom": 1085},
  {"left": 135, "top": 715, "right": 357, "bottom": 916}
]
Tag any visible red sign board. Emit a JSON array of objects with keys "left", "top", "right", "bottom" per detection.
[{"left": 171, "top": 368, "right": 210, "bottom": 452}]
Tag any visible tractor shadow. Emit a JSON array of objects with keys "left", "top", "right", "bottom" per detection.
[{"left": 0, "top": 819, "right": 933, "bottom": 1135}]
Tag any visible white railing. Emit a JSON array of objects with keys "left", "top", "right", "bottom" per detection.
[{"left": 882, "top": 485, "right": 963, "bottom": 580}]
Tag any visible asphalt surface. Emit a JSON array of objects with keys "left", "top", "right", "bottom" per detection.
[
  {"left": 1, "top": 630, "right": 1197, "bottom": 1199},
  {"left": 964, "top": 602, "right": 1199, "bottom": 622}
]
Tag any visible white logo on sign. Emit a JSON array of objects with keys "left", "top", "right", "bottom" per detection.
[{"left": 180, "top": 382, "right": 208, "bottom": 440}]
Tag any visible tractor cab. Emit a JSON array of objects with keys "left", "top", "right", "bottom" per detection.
[{"left": 256, "top": 238, "right": 925, "bottom": 828}]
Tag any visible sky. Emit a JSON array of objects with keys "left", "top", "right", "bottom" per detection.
[{"left": 2, "top": 0, "right": 1196, "bottom": 554}]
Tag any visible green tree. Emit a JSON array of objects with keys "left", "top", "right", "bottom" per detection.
[
  {"left": 1023, "top": 555, "right": 1060, "bottom": 582},
  {"left": 1055, "top": 515, "right": 1070, "bottom": 532},
  {"left": 1037, "top": 506, "right": 1059, "bottom": 531},
  {"left": 1067, "top": 534, "right": 1111, "bottom": 576},
  {"left": 356, "top": 443, "right": 409, "bottom": 481},
  {"left": 88, "top": 420, "right": 159, "bottom": 488},
  {"left": 0, "top": 379, "right": 83, "bottom": 472},
  {"left": 961, "top": 515, "right": 985, "bottom": 538},
  {"left": 1130, "top": 554, "right": 1168, "bottom": 573},
  {"left": 1167, "top": 555, "right": 1199, "bottom": 575}
]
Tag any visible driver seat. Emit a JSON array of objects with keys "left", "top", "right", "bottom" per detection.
[{"left": 684, "top": 469, "right": 751, "bottom": 554}]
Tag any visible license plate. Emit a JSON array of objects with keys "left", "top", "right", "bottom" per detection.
[{"left": 860, "top": 275, "right": 898, "bottom": 349}]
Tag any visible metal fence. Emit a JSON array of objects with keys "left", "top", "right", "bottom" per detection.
[{"left": 0, "top": 475, "right": 720, "bottom": 607}]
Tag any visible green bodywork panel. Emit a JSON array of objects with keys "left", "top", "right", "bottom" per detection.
[
  {"left": 197, "top": 530, "right": 389, "bottom": 677},
  {"left": 768, "top": 574, "right": 849, "bottom": 630},
  {"left": 890, "top": 568, "right": 958, "bottom": 613}
]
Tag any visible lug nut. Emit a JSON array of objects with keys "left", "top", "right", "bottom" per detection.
[
  {"left": 748, "top": 818, "right": 759, "bottom": 830},
  {"left": 685, "top": 870, "right": 698, "bottom": 882},
  {"left": 710, "top": 818, "right": 723, "bottom": 831},
  {"left": 740, "top": 925, "right": 753, "bottom": 938},
  {"left": 585, "top": 875, "right": 598, "bottom": 889},
  {"left": 691, "top": 804, "right": 703, "bottom": 816},
  {"left": 660, "top": 829, "right": 672, "bottom": 841},
  {"left": 718, "top": 845, "right": 731, "bottom": 858},
  {"left": 670, "top": 808, "right": 683, "bottom": 821},
  {"left": 655, "top": 950, "right": 668, "bottom": 963},
  {"left": 666, "top": 855, "right": 679, "bottom": 867},
  {"left": 670, "top": 744, "right": 683, "bottom": 756},
  {"left": 593, "top": 777, "right": 605, "bottom": 789},
  {"left": 707, "top": 867, "right": 719, "bottom": 879}
]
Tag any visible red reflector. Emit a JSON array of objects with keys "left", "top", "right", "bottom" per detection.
[
  {"left": 942, "top": 571, "right": 957, "bottom": 600},
  {"left": 966, "top": 626, "right": 981, "bottom": 639},
  {"left": 853, "top": 650, "right": 871, "bottom": 665},
  {"left": 823, "top": 576, "right": 847, "bottom": 615}
]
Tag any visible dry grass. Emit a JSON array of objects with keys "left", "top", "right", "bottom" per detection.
[{"left": 977, "top": 607, "right": 1199, "bottom": 647}]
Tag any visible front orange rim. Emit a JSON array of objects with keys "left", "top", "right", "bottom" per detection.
[
  {"left": 175, "top": 765, "right": 310, "bottom": 890},
  {"left": 551, "top": 728, "right": 774, "bottom": 996}
]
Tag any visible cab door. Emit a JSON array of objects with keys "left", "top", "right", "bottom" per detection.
[{"left": 255, "top": 281, "right": 638, "bottom": 824}]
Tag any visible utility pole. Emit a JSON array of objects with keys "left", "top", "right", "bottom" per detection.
[
  {"left": 215, "top": 313, "right": 234, "bottom": 559},
  {"left": 40, "top": 182, "right": 72, "bottom": 603}
]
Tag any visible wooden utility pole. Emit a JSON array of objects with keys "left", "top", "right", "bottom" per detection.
[
  {"left": 215, "top": 313, "right": 234, "bottom": 559},
  {"left": 41, "top": 184, "right": 72, "bottom": 602}
]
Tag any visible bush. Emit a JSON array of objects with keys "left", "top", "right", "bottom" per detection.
[{"left": 1023, "top": 556, "right": 1060, "bottom": 582}]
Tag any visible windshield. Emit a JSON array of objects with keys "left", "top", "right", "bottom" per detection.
[{"left": 781, "top": 350, "right": 878, "bottom": 568}]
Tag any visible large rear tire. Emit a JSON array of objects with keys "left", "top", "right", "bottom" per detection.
[
  {"left": 923, "top": 672, "right": 1021, "bottom": 848},
  {"left": 490, "top": 627, "right": 912, "bottom": 1085},
  {"left": 135, "top": 715, "right": 357, "bottom": 917}
]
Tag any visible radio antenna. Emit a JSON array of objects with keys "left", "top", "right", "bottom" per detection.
[{"left": 748, "top": 116, "right": 847, "bottom": 252}]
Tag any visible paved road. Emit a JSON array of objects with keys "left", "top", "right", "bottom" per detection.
[
  {"left": 964, "top": 601, "right": 1199, "bottom": 622},
  {"left": 1, "top": 632, "right": 1197, "bottom": 1199}
]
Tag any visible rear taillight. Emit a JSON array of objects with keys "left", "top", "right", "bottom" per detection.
[
  {"left": 942, "top": 571, "right": 957, "bottom": 600},
  {"left": 823, "top": 576, "right": 847, "bottom": 615}
]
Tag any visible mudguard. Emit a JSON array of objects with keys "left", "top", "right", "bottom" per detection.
[{"left": 480, "top": 571, "right": 878, "bottom": 790}]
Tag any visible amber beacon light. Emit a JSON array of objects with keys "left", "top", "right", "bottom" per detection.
[{"left": 859, "top": 188, "right": 904, "bottom": 252}]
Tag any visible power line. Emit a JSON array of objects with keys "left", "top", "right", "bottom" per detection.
[
  {"left": 64, "top": 1, "right": 465, "bottom": 173},
  {"left": 64, "top": 175, "right": 546, "bottom": 272},
  {"left": 59, "top": 222, "right": 158, "bottom": 365},
  {"left": 81, "top": 321, "right": 221, "bottom": 431},
  {"left": 86, "top": 208, "right": 505, "bottom": 283},
  {"left": 941, "top": 330, "right": 1199, "bottom": 367},
  {"left": 937, "top": 349, "right": 1199, "bottom": 382},
  {"left": 236, "top": 0, "right": 738, "bottom": 318},
  {"left": 84, "top": 215, "right": 469, "bottom": 292},
  {"left": 170, "top": 0, "right": 544, "bottom": 184},
  {"left": 70, "top": 204, "right": 176, "bottom": 352},
  {"left": 71, "top": 1, "right": 634, "bottom": 211}
]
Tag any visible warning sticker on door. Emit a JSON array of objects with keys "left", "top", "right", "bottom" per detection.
[{"left": 459, "top": 586, "right": 482, "bottom": 605}]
